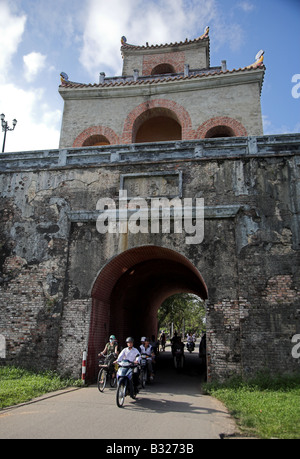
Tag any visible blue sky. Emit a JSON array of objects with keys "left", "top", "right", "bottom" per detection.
[{"left": 0, "top": 0, "right": 299, "bottom": 152}]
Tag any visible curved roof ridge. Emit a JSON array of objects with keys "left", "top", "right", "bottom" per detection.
[
  {"left": 120, "top": 31, "right": 209, "bottom": 51},
  {"left": 59, "top": 64, "right": 265, "bottom": 90}
]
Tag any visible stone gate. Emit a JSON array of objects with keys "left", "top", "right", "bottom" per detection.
[{"left": 0, "top": 134, "right": 299, "bottom": 381}]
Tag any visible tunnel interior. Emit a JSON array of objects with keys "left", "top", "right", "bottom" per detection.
[{"left": 87, "top": 246, "right": 208, "bottom": 381}]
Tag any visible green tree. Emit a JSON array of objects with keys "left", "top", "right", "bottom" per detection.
[{"left": 158, "top": 293, "right": 206, "bottom": 337}]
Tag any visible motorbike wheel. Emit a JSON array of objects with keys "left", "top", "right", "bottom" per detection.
[
  {"left": 140, "top": 369, "right": 147, "bottom": 388},
  {"left": 97, "top": 368, "right": 107, "bottom": 392},
  {"left": 116, "top": 380, "right": 126, "bottom": 407}
]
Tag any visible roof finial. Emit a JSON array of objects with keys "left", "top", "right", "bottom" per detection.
[
  {"left": 121, "top": 36, "right": 127, "bottom": 45},
  {"left": 247, "top": 50, "right": 264, "bottom": 69},
  {"left": 60, "top": 72, "right": 69, "bottom": 84},
  {"left": 199, "top": 26, "right": 209, "bottom": 39}
]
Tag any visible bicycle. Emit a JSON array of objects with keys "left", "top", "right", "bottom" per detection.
[{"left": 97, "top": 353, "right": 117, "bottom": 392}]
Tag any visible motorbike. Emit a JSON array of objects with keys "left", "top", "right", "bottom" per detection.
[
  {"left": 116, "top": 359, "right": 138, "bottom": 407},
  {"left": 186, "top": 341, "right": 195, "bottom": 353}
]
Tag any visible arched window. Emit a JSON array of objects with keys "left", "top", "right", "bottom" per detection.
[
  {"left": 82, "top": 135, "right": 110, "bottom": 146},
  {"left": 151, "top": 63, "right": 176, "bottom": 75},
  {"left": 134, "top": 109, "right": 182, "bottom": 143},
  {"left": 196, "top": 117, "right": 248, "bottom": 139},
  {"left": 205, "top": 125, "right": 235, "bottom": 138}
]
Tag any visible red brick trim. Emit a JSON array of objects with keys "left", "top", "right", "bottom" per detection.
[
  {"left": 72, "top": 126, "right": 120, "bottom": 147},
  {"left": 121, "top": 99, "right": 193, "bottom": 143},
  {"left": 142, "top": 51, "right": 185, "bottom": 76},
  {"left": 196, "top": 116, "right": 248, "bottom": 139}
]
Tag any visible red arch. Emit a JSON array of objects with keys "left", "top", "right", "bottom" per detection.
[
  {"left": 72, "top": 125, "right": 120, "bottom": 147},
  {"left": 121, "top": 99, "right": 194, "bottom": 144},
  {"left": 196, "top": 116, "right": 248, "bottom": 139},
  {"left": 87, "top": 245, "right": 208, "bottom": 380}
]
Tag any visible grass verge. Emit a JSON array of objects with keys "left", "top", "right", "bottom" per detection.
[
  {"left": 0, "top": 365, "right": 82, "bottom": 410},
  {"left": 203, "top": 372, "right": 300, "bottom": 439}
]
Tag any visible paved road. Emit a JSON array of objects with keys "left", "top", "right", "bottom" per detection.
[{"left": 0, "top": 348, "right": 237, "bottom": 439}]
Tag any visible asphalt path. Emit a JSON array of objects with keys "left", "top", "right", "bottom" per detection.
[{"left": 0, "top": 347, "right": 238, "bottom": 439}]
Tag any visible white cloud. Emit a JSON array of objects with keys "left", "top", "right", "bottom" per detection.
[
  {"left": 0, "top": 2, "right": 61, "bottom": 152},
  {"left": 79, "top": 0, "right": 217, "bottom": 78},
  {"left": 0, "top": 83, "right": 61, "bottom": 152},
  {"left": 238, "top": 2, "right": 255, "bottom": 13},
  {"left": 262, "top": 114, "right": 300, "bottom": 135},
  {"left": 0, "top": 1, "right": 26, "bottom": 82},
  {"left": 23, "top": 52, "right": 47, "bottom": 82}
]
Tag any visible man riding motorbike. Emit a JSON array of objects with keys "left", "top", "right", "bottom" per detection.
[
  {"left": 139, "top": 337, "right": 155, "bottom": 381},
  {"left": 115, "top": 337, "right": 140, "bottom": 398}
]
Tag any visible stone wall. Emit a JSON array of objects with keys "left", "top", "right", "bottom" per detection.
[{"left": 0, "top": 134, "right": 299, "bottom": 380}]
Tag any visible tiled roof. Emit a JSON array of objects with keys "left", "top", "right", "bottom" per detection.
[
  {"left": 120, "top": 34, "right": 209, "bottom": 51},
  {"left": 59, "top": 64, "right": 265, "bottom": 90}
]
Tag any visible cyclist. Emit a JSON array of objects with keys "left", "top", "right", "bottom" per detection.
[
  {"left": 98, "top": 334, "right": 119, "bottom": 357},
  {"left": 98, "top": 335, "right": 119, "bottom": 376}
]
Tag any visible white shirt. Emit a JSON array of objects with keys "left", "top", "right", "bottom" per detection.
[
  {"left": 117, "top": 346, "right": 140, "bottom": 364},
  {"left": 140, "top": 344, "right": 153, "bottom": 358}
]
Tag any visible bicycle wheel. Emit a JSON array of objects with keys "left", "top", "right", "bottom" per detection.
[
  {"left": 97, "top": 368, "right": 107, "bottom": 392},
  {"left": 110, "top": 372, "right": 117, "bottom": 388},
  {"left": 116, "top": 380, "right": 126, "bottom": 407}
]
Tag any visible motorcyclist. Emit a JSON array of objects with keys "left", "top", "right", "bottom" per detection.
[
  {"left": 186, "top": 333, "right": 195, "bottom": 351},
  {"left": 187, "top": 333, "right": 193, "bottom": 343},
  {"left": 171, "top": 333, "right": 184, "bottom": 356},
  {"left": 139, "top": 337, "right": 155, "bottom": 381},
  {"left": 115, "top": 337, "right": 140, "bottom": 397},
  {"left": 159, "top": 331, "right": 166, "bottom": 351}
]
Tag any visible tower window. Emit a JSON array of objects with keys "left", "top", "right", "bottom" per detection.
[
  {"left": 82, "top": 135, "right": 110, "bottom": 146},
  {"left": 151, "top": 64, "right": 176, "bottom": 76},
  {"left": 135, "top": 114, "right": 181, "bottom": 143},
  {"left": 205, "top": 125, "right": 235, "bottom": 138}
]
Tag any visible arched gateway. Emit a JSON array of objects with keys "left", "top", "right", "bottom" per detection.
[{"left": 86, "top": 246, "right": 208, "bottom": 381}]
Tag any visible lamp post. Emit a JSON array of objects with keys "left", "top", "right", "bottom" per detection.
[{"left": 1, "top": 114, "right": 17, "bottom": 153}]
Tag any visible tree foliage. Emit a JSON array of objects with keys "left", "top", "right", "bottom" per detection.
[{"left": 158, "top": 293, "right": 206, "bottom": 336}]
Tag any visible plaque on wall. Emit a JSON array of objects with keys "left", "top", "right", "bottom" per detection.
[{"left": 120, "top": 171, "right": 182, "bottom": 199}]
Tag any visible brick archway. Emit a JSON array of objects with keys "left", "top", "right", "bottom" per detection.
[
  {"left": 73, "top": 126, "right": 120, "bottom": 147},
  {"left": 121, "top": 99, "right": 194, "bottom": 144},
  {"left": 196, "top": 116, "right": 248, "bottom": 139},
  {"left": 86, "top": 245, "right": 208, "bottom": 381}
]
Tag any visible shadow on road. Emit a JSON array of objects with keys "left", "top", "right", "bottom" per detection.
[{"left": 154, "top": 345, "right": 207, "bottom": 386}]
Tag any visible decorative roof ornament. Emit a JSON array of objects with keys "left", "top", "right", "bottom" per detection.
[
  {"left": 247, "top": 50, "right": 265, "bottom": 69},
  {"left": 60, "top": 72, "right": 69, "bottom": 84},
  {"left": 121, "top": 36, "right": 127, "bottom": 45},
  {"left": 199, "top": 26, "right": 209, "bottom": 40}
]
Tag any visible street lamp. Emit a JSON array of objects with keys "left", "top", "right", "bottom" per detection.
[{"left": 1, "top": 114, "right": 17, "bottom": 153}]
